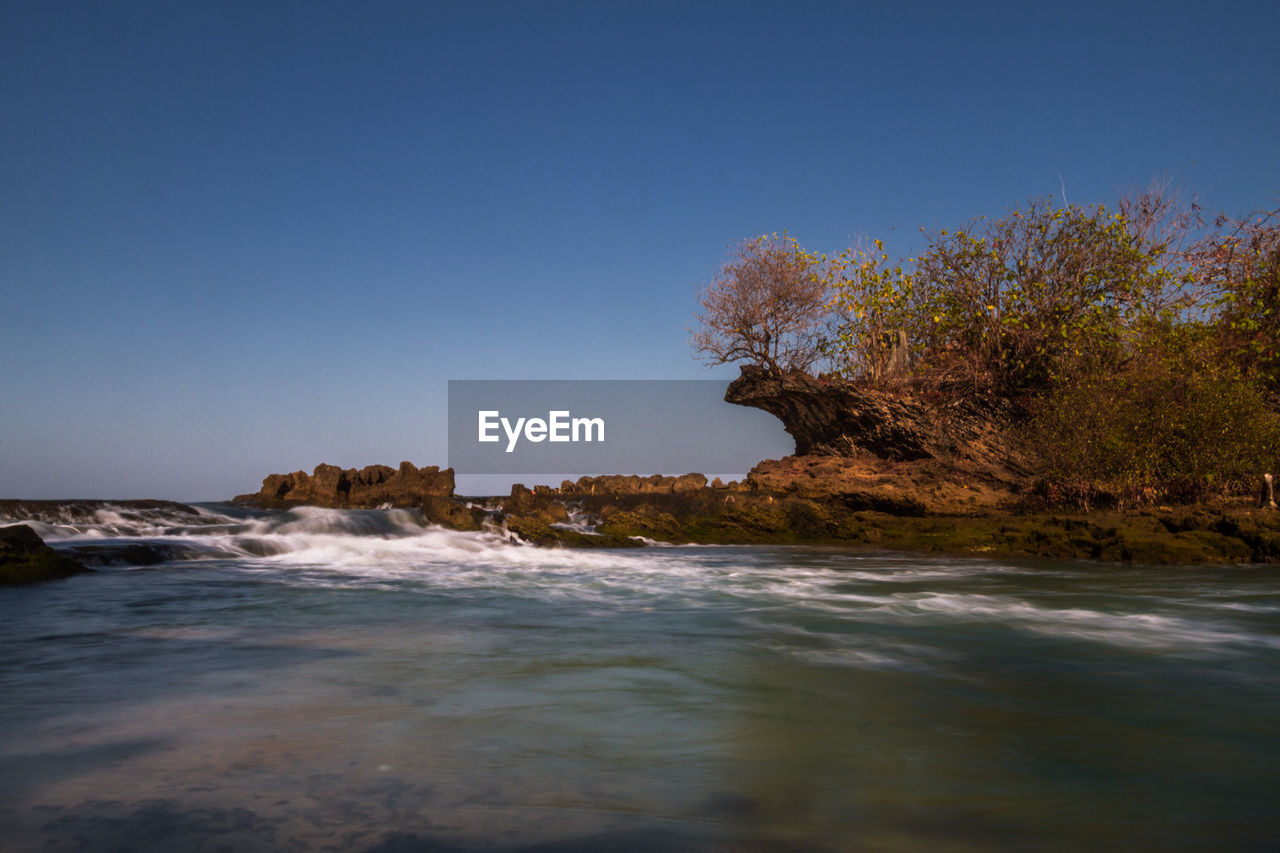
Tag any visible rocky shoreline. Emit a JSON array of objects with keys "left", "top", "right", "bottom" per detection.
[
  {"left": 3, "top": 473, "right": 1278, "bottom": 585},
  {"left": 5, "top": 366, "right": 1278, "bottom": 582},
  {"left": 224, "top": 364, "right": 1280, "bottom": 565},
  {"left": 216, "top": 461, "right": 1280, "bottom": 566},
  {"left": 223, "top": 366, "right": 1280, "bottom": 565},
  {"left": 502, "top": 487, "right": 1280, "bottom": 564}
]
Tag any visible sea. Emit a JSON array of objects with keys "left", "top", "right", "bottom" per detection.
[{"left": 1, "top": 502, "right": 1278, "bottom": 852}]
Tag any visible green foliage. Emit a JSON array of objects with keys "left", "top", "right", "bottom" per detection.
[
  {"left": 910, "top": 200, "right": 1176, "bottom": 394},
  {"left": 693, "top": 190, "right": 1280, "bottom": 505},
  {"left": 1193, "top": 208, "right": 1280, "bottom": 389},
  {"left": 1028, "top": 327, "right": 1280, "bottom": 505},
  {"left": 824, "top": 239, "right": 920, "bottom": 379},
  {"left": 820, "top": 198, "right": 1204, "bottom": 393}
]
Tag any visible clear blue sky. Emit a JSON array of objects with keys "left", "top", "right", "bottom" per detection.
[{"left": 3, "top": 0, "right": 1278, "bottom": 499}]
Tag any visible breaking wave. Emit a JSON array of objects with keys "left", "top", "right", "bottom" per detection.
[{"left": 3, "top": 502, "right": 1277, "bottom": 661}]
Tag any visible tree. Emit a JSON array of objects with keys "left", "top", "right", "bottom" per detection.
[
  {"left": 1028, "top": 325, "right": 1280, "bottom": 506},
  {"left": 824, "top": 239, "right": 919, "bottom": 381},
  {"left": 910, "top": 200, "right": 1163, "bottom": 393},
  {"left": 691, "top": 233, "right": 831, "bottom": 373},
  {"left": 1192, "top": 205, "right": 1280, "bottom": 390},
  {"left": 1115, "top": 179, "right": 1203, "bottom": 317}
]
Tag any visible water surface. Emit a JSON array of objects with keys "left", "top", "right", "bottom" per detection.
[{"left": 1, "top": 504, "right": 1277, "bottom": 850}]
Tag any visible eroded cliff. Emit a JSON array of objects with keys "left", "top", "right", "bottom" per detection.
[{"left": 724, "top": 365, "right": 1029, "bottom": 509}]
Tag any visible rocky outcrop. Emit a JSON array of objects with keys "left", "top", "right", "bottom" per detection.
[
  {"left": 568, "top": 489, "right": 1280, "bottom": 564},
  {"left": 557, "top": 473, "right": 713, "bottom": 496},
  {"left": 745, "top": 455, "right": 1012, "bottom": 515},
  {"left": 725, "top": 365, "right": 1025, "bottom": 467},
  {"left": 0, "top": 499, "right": 210, "bottom": 528},
  {"left": 503, "top": 514, "right": 644, "bottom": 549},
  {"left": 1, "top": 524, "right": 87, "bottom": 584},
  {"left": 504, "top": 484, "right": 572, "bottom": 523},
  {"left": 724, "top": 366, "right": 1029, "bottom": 506},
  {"left": 235, "top": 462, "right": 484, "bottom": 529},
  {"left": 236, "top": 462, "right": 455, "bottom": 509}
]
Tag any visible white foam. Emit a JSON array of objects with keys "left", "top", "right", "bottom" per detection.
[
  {"left": 6, "top": 504, "right": 1277, "bottom": 659},
  {"left": 887, "top": 592, "right": 1280, "bottom": 653}
]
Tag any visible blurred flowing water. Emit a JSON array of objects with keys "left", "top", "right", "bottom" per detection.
[{"left": 1, "top": 503, "right": 1278, "bottom": 851}]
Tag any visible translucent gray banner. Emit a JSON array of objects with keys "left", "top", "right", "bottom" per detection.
[{"left": 448, "top": 380, "right": 791, "bottom": 476}]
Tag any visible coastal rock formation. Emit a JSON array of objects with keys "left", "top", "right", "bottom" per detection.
[
  {"left": 725, "top": 365, "right": 1024, "bottom": 467},
  {"left": 724, "top": 366, "right": 1029, "bottom": 506},
  {"left": 505, "top": 484, "right": 572, "bottom": 523},
  {"left": 744, "top": 455, "right": 1012, "bottom": 515},
  {"left": 0, "top": 524, "right": 86, "bottom": 584},
  {"left": 235, "top": 462, "right": 485, "bottom": 530},
  {"left": 0, "top": 499, "right": 211, "bottom": 528},
  {"left": 237, "top": 462, "right": 455, "bottom": 509},
  {"left": 557, "top": 473, "right": 713, "bottom": 495},
  {"left": 503, "top": 514, "right": 644, "bottom": 549}
]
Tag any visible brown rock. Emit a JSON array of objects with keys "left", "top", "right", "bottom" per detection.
[
  {"left": 311, "top": 464, "right": 347, "bottom": 501},
  {"left": 672, "top": 473, "right": 709, "bottom": 493},
  {"left": 746, "top": 454, "right": 1013, "bottom": 515},
  {"left": 725, "top": 365, "right": 1025, "bottom": 471},
  {"left": 504, "top": 484, "right": 570, "bottom": 523},
  {"left": 724, "top": 366, "right": 1029, "bottom": 506},
  {"left": 237, "top": 462, "right": 455, "bottom": 509},
  {"left": 558, "top": 473, "right": 710, "bottom": 496}
]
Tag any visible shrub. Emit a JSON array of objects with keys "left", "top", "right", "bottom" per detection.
[
  {"left": 690, "top": 233, "right": 832, "bottom": 373},
  {"left": 910, "top": 200, "right": 1170, "bottom": 394},
  {"left": 824, "top": 239, "right": 921, "bottom": 381},
  {"left": 1191, "top": 206, "right": 1280, "bottom": 390},
  {"left": 1028, "top": 328, "right": 1280, "bottom": 505},
  {"left": 692, "top": 189, "right": 1280, "bottom": 507}
]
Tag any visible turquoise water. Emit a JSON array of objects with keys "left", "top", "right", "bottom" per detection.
[{"left": 1, "top": 504, "right": 1278, "bottom": 851}]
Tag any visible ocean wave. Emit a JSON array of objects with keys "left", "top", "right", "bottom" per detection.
[
  {"left": 883, "top": 591, "right": 1280, "bottom": 654},
  {"left": 5, "top": 504, "right": 1277, "bottom": 659}
]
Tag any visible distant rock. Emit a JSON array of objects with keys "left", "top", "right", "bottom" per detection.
[
  {"left": 419, "top": 495, "right": 485, "bottom": 531},
  {"left": 235, "top": 462, "right": 486, "bottom": 530},
  {"left": 236, "top": 462, "right": 456, "bottom": 509},
  {"left": 505, "top": 484, "right": 571, "bottom": 523},
  {"left": 557, "top": 473, "right": 712, "bottom": 496},
  {"left": 0, "top": 499, "right": 208, "bottom": 527},
  {"left": 0, "top": 524, "right": 87, "bottom": 584}
]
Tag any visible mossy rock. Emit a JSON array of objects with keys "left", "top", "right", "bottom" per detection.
[
  {"left": 505, "top": 515, "right": 642, "bottom": 548},
  {"left": 1095, "top": 533, "right": 1218, "bottom": 565},
  {"left": 721, "top": 502, "right": 789, "bottom": 534},
  {"left": 1178, "top": 530, "right": 1254, "bottom": 563},
  {"left": 1208, "top": 514, "right": 1280, "bottom": 561},
  {"left": 782, "top": 498, "right": 838, "bottom": 536},
  {"left": 1, "top": 525, "right": 87, "bottom": 584},
  {"left": 597, "top": 510, "right": 682, "bottom": 540},
  {"left": 420, "top": 496, "right": 485, "bottom": 531}
]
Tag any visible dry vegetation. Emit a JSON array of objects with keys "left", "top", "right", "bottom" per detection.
[{"left": 692, "top": 184, "right": 1280, "bottom": 506}]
